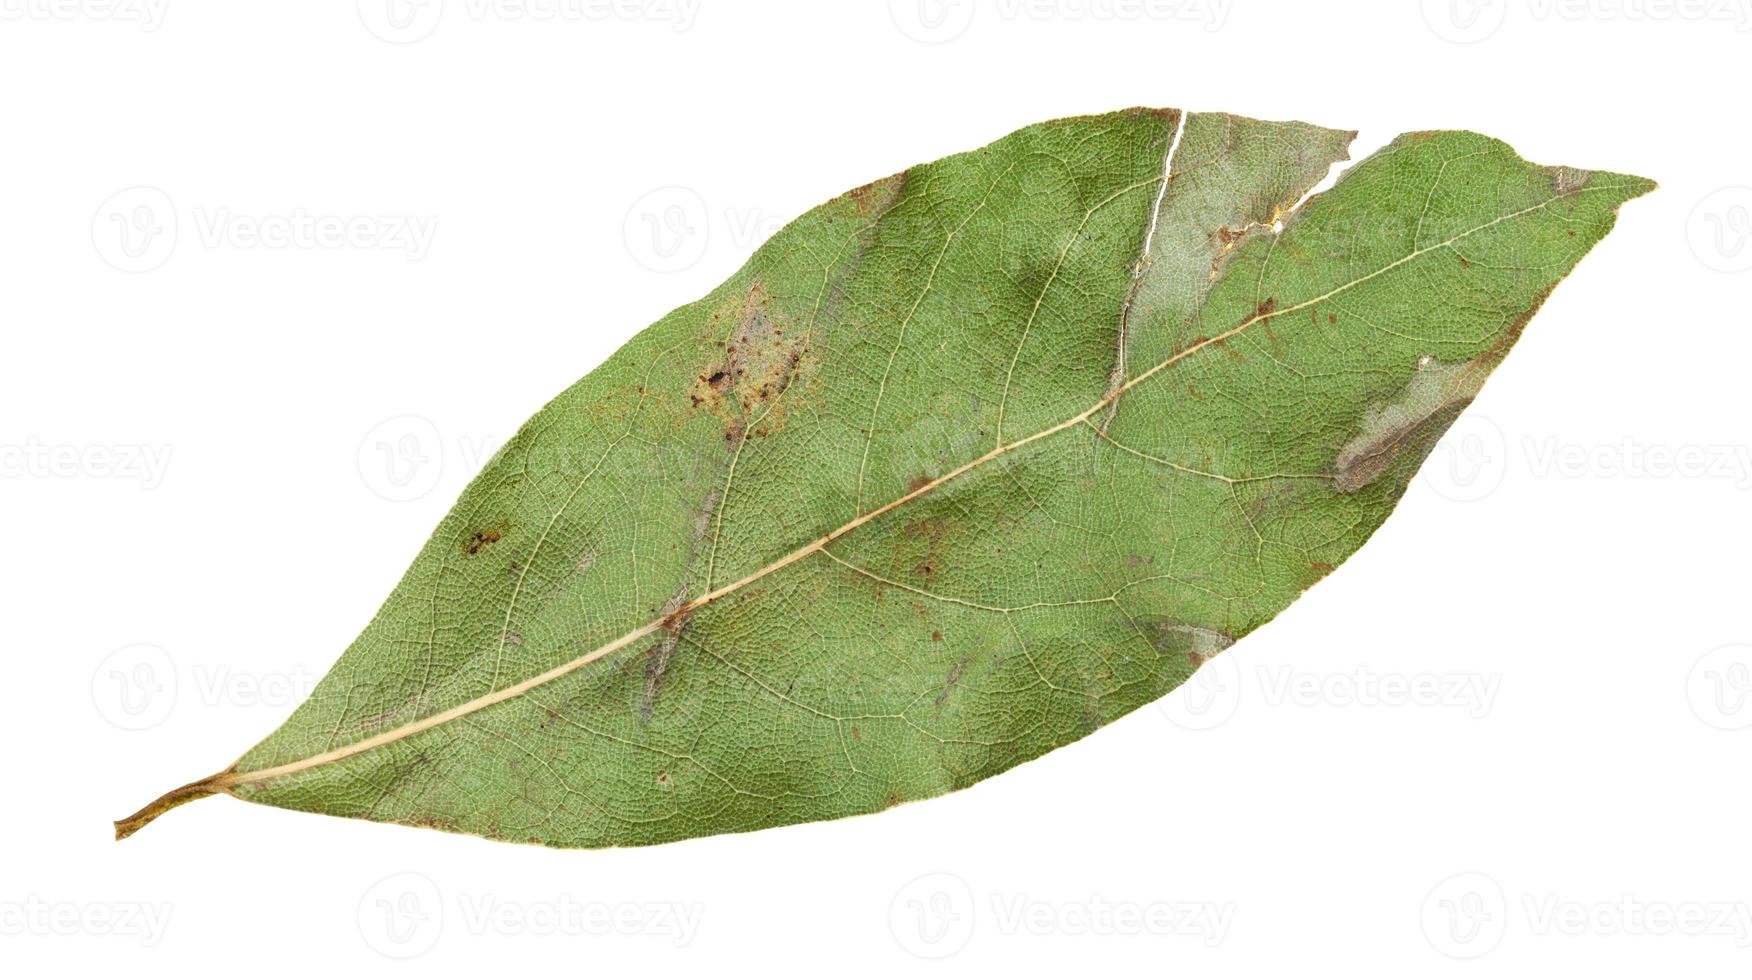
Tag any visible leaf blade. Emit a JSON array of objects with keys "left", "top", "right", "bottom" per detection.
[{"left": 121, "top": 108, "right": 1652, "bottom": 847}]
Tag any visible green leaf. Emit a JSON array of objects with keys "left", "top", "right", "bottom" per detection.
[{"left": 116, "top": 108, "right": 1652, "bottom": 848}]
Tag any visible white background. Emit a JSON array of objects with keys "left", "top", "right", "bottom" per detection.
[{"left": 3, "top": 0, "right": 1748, "bottom": 975}]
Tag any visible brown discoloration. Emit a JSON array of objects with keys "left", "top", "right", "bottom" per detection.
[
  {"left": 642, "top": 485, "right": 723, "bottom": 719},
  {"left": 463, "top": 528, "right": 503, "bottom": 556},
  {"left": 902, "top": 514, "right": 951, "bottom": 580},
  {"left": 689, "top": 282, "right": 813, "bottom": 444},
  {"left": 842, "top": 170, "right": 908, "bottom": 217},
  {"left": 1309, "top": 561, "right": 1336, "bottom": 574}
]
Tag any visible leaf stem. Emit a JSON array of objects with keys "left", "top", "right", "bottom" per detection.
[{"left": 113, "top": 769, "right": 234, "bottom": 840}]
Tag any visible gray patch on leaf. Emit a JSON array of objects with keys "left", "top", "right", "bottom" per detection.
[
  {"left": 1550, "top": 166, "right": 1591, "bottom": 195},
  {"left": 1140, "top": 619, "right": 1235, "bottom": 668},
  {"left": 1333, "top": 357, "right": 1485, "bottom": 494}
]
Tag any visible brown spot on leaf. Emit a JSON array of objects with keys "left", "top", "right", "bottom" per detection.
[
  {"left": 688, "top": 281, "right": 813, "bottom": 446},
  {"left": 463, "top": 528, "right": 503, "bottom": 556}
]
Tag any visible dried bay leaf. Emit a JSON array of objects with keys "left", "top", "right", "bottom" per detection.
[{"left": 117, "top": 108, "right": 1652, "bottom": 847}]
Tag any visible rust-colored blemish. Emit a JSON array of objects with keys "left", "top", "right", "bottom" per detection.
[{"left": 463, "top": 528, "right": 503, "bottom": 556}]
